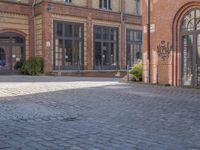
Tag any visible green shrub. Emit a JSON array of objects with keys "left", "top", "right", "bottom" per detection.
[
  {"left": 129, "top": 60, "right": 143, "bottom": 81},
  {"left": 21, "top": 57, "right": 43, "bottom": 75}
]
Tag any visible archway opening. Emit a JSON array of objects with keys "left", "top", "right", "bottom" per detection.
[
  {"left": 180, "top": 9, "right": 200, "bottom": 86},
  {"left": 0, "top": 32, "right": 25, "bottom": 73}
]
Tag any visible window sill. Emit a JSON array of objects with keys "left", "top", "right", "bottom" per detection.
[{"left": 99, "top": 8, "right": 113, "bottom": 12}]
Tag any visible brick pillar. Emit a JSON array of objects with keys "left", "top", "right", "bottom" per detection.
[
  {"left": 42, "top": 3, "right": 53, "bottom": 73},
  {"left": 86, "top": 0, "right": 93, "bottom": 70},
  {"left": 121, "top": 0, "right": 126, "bottom": 70},
  {"left": 28, "top": 0, "right": 36, "bottom": 58},
  {"left": 28, "top": 13, "right": 35, "bottom": 58},
  {"left": 86, "top": 15, "right": 93, "bottom": 70}
]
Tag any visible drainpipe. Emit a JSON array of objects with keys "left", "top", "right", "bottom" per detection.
[
  {"left": 147, "top": 0, "right": 151, "bottom": 83},
  {"left": 32, "top": 0, "right": 36, "bottom": 57},
  {"left": 120, "top": 0, "right": 124, "bottom": 71}
]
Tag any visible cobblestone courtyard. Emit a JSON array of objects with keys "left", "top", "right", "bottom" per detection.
[{"left": 0, "top": 76, "right": 200, "bottom": 150}]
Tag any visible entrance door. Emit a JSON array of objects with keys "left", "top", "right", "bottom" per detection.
[
  {"left": 64, "top": 39, "right": 73, "bottom": 69},
  {"left": 181, "top": 35, "right": 194, "bottom": 86},
  {"left": 0, "top": 32, "right": 25, "bottom": 74},
  {"left": 181, "top": 33, "right": 200, "bottom": 86},
  {"left": 102, "top": 42, "right": 111, "bottom": 68}
]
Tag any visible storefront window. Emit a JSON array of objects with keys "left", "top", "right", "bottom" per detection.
[
  {"left": 54, "top": 21, "right": 84, "bottom": 70},
  {"left": 126, "top": 29, "right": 142, "bottom": 67},
  {"left": 94, "top": 26, "right": 118, "bottom": 70}
]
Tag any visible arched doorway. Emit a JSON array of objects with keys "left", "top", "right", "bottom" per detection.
[
  {"left": 0, "top": 32, "right": 25, "bottom": 74},
  {"left": 180, "top": 9, "right": 200, "bottom": 86}
]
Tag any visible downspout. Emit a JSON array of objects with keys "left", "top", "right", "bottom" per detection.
[
  {"left": 147, "top": 0, "right": 151, "bottom": 83},
  {"left": 120, "top": 0, "right": 123, "bottom": 70},
  {"left": 32, "top": 0, "right": 36, "bottom": 56}
]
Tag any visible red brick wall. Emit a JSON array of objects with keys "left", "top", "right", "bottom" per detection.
[
  {"left": 0, "top": 0, "right": 142, "bottom": 73},
  {"left": 35, "top": 0, "right": 141, "bottom": 72},
  {"left": 142, "top": 0, "right": 200, "bottom": 86},
  {"left": 0, "top": 1, "right": 33, "bottom": 59}
]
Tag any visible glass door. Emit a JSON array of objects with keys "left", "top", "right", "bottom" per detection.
[
  {"left": 102, "top": 42, "right": 110, "bottom": 68},
  {"left": 12, "top": 46, "right": 24, "bottom": 70},
  {"left": 64, "top": 40, "right": 73, "bottom": 68},
  {"left": 180, "top": 9, "right": 200, "bottom": 86},
  {"left": 182, "top": 35, "right": 194, "bottom": 86}
]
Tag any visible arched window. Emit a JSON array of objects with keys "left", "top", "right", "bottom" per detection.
[
  {"left": 181, "top": 9, "right": 200, "bottom": 32},
  {"left": 180, "top": 9, "right": 200, "bottom": 86}
]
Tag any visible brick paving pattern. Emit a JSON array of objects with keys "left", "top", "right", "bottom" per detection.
[{"left": 0, "top": 76, "right": 200, "bottom": 150}]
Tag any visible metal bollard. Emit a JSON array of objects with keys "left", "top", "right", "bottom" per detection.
[
  {"left": 127, "top": 64, "right": 129, "bottom": 82},
  {"left": 58, "top": 65, "right": 61, "bottom": 76}
]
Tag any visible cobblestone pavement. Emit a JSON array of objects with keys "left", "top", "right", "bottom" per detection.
[{"left": 0, "top": 76, "right": 200, "bottom": 150}]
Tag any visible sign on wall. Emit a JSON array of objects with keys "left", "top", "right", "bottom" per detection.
[{"left": 143, "top": 24, "right": 155, "bottom": 33}]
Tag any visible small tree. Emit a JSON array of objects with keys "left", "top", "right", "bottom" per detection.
[{"left": 129, "top": 60, "right": 142, "bottom": 81}]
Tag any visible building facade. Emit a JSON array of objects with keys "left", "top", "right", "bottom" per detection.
[
  {"left": 142, "top": 0, "right": 200, "bottom": 86},
  {"left": 0, "top": 0, "right": 142, "bottom": 75}
]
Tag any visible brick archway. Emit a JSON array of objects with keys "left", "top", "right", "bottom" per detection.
[
  {"left": 172, "top": 1, "right": 200, "bottom": 86},
  {"left": 0, "top": 29, "right": 27, "bottom": 37}
]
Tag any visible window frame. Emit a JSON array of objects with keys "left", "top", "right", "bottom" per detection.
[
  {"left": 64, "top": 0, "right": 72, "bottom": 4},
  {"left": 93, "top": 25, "right": 119, "bottom": 70},
  {"left": 53, "top": 20, "right": 84, "bottom": 70},
  {"left": 126, "top": 29, "right": 142, "bottom": 66},
  {"left": 99, "top": 0, "right": 112, "bottom": 10},
  {"left": 135, "top": 0, "right": 141, "bottom": 16}
]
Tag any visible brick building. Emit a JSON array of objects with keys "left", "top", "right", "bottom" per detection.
[
  {"left": 142, "top": 0, "right": 200, "bottom": 86},
  {"left": 0, "top": 0, "right": 142, "bottom": 75}
]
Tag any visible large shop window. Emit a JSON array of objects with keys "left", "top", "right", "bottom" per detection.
[
  {"left": 126, "top": 29, "right": 142, "bottom": 67},
  {"left": 181, "top": 9, "right": 200, "bottom": 86},
  {"left": 54, "top": 21, "right": 84, "bottom": 70},
  {"left": 94, "top": 26, "right": 118, "bottom": 70}
]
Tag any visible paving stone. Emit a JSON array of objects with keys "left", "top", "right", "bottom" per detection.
[
  {"left": 0, "top": 76, "right": 199, "bottom": 150},
  {"left": 0, "top": 142, "right": 10, "bottom": 149}
]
